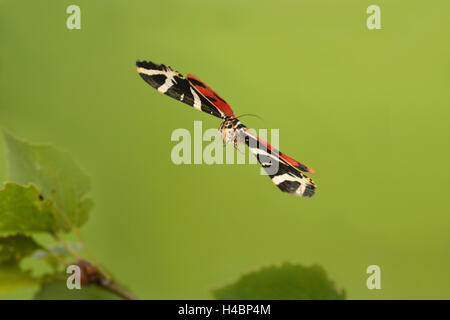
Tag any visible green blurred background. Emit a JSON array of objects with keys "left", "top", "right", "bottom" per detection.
[{"left": 1, "top": 0, "right": 449, "bottom": 299}]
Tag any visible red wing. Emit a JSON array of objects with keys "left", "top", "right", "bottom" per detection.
[
  {"left": 279, "top": 150, "right": 315, "bottom": 174},
  {"left": 187, "top": 74, "right": 235, "bottom": 118},
  {"left": 244, "top": 128, "right": 315, "bottom": 174},
  {"left": 136, "top": 61, "right": 225, "bottom": 119}
]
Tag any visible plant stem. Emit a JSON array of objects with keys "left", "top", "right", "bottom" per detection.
[
  {"left": 49, "top": 273, "right": 137, "bottom": 300},
  {"left": 52, "top": 228, "right": 134, "bottom": 299},
  {"left": 72, "top": 226, "right": 111, "bottom": 280},
  {"left": 97, "top": 276, "right": 137, "bottom": 300},
  {"left": 52, "top": 232, "right": 84, "bottom": 261},
  {"left": 42, "top": 246, "right": 69, "bottom": 267}
]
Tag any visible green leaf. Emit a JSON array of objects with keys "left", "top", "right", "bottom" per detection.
[
  {"left": 0, "top": 234, "right": 42, "bottom": 292},
  {"left": 213, "top": 263, "right": 346, "bottom": 300},
  {"left": 33, "top": 242, "right": 83, "bottom": 270},
  {"left": 0, "top": 183, "right": 63, "bottom": 233},
  {"left": 34, "top": 279, "right": 121, "bottom": 300},
  {"left": 0, "top": 234, "right": 42, "bottom": 264},
  {"left": 3, "top": 131, "right": 93, "bottom": 231},
  {"left": 33, "top": 242, "right": 83, "bottom": 259},
  {"left": 0, "top": 263, "right": 38, "bottom": 292}
]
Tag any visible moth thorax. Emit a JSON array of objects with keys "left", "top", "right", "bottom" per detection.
[
  {"left": 220, "top": 119, "right": 244, "bottom": 145},
  {"left": 221, "top": 127, "right": 237, "bottom": 144}
]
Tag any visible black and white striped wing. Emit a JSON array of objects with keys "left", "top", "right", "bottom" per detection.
[
  {"left": 243, "top": 129, "right": 316, "bottom": 198},
  {"left": 136, "top": 61, "right": 224, "bottom": 119}
]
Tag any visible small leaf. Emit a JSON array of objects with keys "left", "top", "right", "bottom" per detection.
[
  {"left": 0, "top": 234, "right": 42, "bottom": 264},
  {"left": 33, "top": 242, "right": 83, "bottom": 259},
  {"left": 32, "top": 242, "right": 83, "bottom": 271},
  {"left": 0, "top": 234, "right": 42, "bottom": 292},
  {"left": 0, "top": 263, "right": 38, "bottom": 292},
  {"left": 0, "top": 183, "right": 63, "bottom": 233},
  {"left": 213, "top": 263, "right": 346, "bottom": 300},
  {"left": 34, "top": 279, "right": 121, "bottom": 300},
  {"left": 3, "top": 131, "right": 93, "bottom": 231}
]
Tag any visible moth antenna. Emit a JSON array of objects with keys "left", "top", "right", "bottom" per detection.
[
  {"left": 213, "top": 128, "right": 221, "bottom": 142},
  {"left": 236, "top": 113, "right": 266, "bottom": 126}
]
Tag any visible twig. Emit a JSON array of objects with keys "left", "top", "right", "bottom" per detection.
[
  {"left": 51, "top": 223, "right": 134, "bottom": 299},
  {"left": 49, "top": 272, "right": 137, "bottom": 300},
  {"left": 41, "top": 246, "right": 70, "bottom": 268},
  {"left": 52, "top": 232, "right": 84, "bottom": 261},
  {"left": 72, "top": 226, "right": 111, "bottom": 280},
  {"left": 97, "top": 276, "right": 137, "bottom": 300}
]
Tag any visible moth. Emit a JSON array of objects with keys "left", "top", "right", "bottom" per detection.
[{"left": 136, "top": 61, "right": 316, "bottom": 197}]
